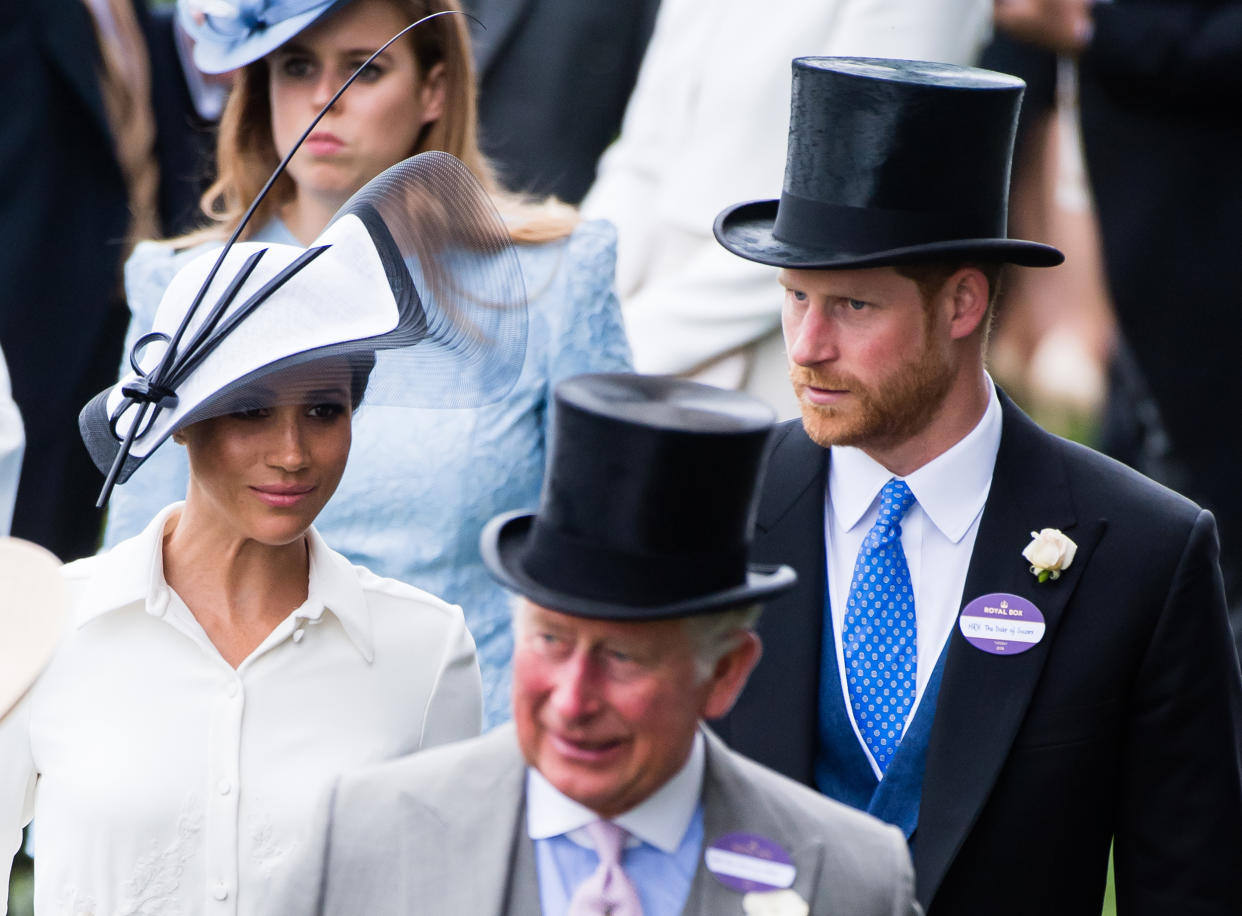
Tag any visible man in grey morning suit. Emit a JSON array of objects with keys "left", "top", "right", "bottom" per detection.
[{"left": 280, "top": 373, "right": 920, "bottom": 915}]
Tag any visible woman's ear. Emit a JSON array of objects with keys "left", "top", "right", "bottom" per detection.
[
  {"left": 418, "top": 62, "right": 447, "bottom": 128},
  {"left": 172, "top": 430, "right": 187, "bottom": 446}
]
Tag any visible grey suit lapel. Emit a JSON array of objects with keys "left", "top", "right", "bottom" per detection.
[
  {"left": 915, "top": 394, "right": 1105, "bottom": 906},
  {"left": 682, "top": 731, "right": 826, "bottom": 915},
  {"left": 503, "top": 797, "right": 542, "bottom": 916},
  {"left": 398, "top": 727, "right": 535, "bottom": 913}
]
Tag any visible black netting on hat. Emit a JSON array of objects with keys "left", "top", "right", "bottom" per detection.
[{"left": 330, "top": 150, "right": 527, "bottom": 409}]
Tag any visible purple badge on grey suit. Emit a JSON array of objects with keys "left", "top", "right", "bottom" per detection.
[{"left": 705, "top": 833, "right": 796, "bottom": 893}]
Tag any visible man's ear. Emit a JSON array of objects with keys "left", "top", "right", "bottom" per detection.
[
  {"left": 701, "top": 632, "right": 762, "bottom": 720},
  {"left": 944, "top": 267, "right": 991, "bottom": 341}
]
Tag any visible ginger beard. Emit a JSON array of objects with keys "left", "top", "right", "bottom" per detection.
[{"left": 791, "top": 311, "right": 956, "bottom": 452}]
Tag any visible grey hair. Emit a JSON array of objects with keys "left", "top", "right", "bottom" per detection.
[{"left": 684, "top": 604, "right": 762, "bottom": 682}]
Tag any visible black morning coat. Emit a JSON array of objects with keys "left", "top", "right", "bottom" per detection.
[{"left": 715, "top": 391, "right": 1242, "bottom": 915}]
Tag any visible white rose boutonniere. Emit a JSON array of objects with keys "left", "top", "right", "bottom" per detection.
[
  {"left": 742, "top": 889, "right": 810, "bottom": 916},
  {"left": 1023, "top": 528, "right": 1077, "bottom": 583}
]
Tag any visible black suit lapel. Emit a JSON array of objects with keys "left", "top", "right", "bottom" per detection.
[
  {"left": 914, "top": 394, "right": 1106, "bottom": 906},
  {"left": 726, "top": 421, "right": 829, "bottom": 784},
  {"left": 466, "top": 0, "right": 535, "bottom": 75}
]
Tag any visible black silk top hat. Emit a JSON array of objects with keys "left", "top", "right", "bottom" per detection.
[
  {"left": 715, "top": 57, "right": 1064, "bottom": 269},
  {"left": 481, "top": 374, "right": 797, "bottom": 620}
]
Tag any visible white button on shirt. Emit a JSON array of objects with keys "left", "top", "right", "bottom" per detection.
[
  {"left": 0, "top": 503, "right": 483, "bottom": 916},
  {"left": 825, "top": 379, "right": 1002, "bottom": 778}
]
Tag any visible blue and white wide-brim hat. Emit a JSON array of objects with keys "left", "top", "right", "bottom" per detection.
[
  {"left": 80, "top": 152, "right": 527, "bottom": 496},
  {"left": 179, "top": 0, "right": 352, "bottom": 74}
]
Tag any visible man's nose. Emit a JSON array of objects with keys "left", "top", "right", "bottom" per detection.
[
  {"left": 787, "top": 303, "right": 839, "bottom": 367},
  {"left": 549, "top": 651, "right": 603, "bottom": 723}
]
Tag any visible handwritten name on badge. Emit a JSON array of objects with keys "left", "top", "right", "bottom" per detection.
[
  {"left": 706, "top": 833, "right": 796, "bottom": 894},
  {"left": 958, "top": 593, "right": 1045, "bottom": 656}
]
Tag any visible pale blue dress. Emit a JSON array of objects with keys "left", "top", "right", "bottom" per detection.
[{"left": 106, "top": 218, "right": 632, "bottom": 728}]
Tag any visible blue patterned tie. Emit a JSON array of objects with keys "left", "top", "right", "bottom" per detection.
[{"left": 843, "top": 478, "right": 917, "bottom": 774}]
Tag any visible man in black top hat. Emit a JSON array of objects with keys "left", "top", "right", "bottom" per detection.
[
  {"left": 711, "top": 57, "right": 1242, "bottom": 914},
  {"left": 278, "top": 373, "right": 919, "bottom": 915}
]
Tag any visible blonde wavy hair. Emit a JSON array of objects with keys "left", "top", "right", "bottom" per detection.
[{"left": 183, "top": 0, "right": 577, "bottom": 246}]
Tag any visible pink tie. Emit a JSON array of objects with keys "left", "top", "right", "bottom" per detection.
[{"left": 567, "top": 820, "right": 644, "bottom": 916}]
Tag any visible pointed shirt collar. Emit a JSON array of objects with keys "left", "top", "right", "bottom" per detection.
[
  {"left": 73, "top": 502, "right": 374, "bottom": 661},
  {"left": 828, "top": 376, "right": 1002, "bottom": 543},
  {"left": 526, "top": 730, "right": 706, "bottom": 854}
]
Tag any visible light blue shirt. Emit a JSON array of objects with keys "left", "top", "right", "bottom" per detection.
[
  {"left": 527, "top": 733, "right": 706, "bottom": 916},
  {"left": 108, "top": 217, "right": 632, "bottom": 728}
]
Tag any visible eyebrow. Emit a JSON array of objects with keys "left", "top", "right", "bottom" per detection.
[{"left": 304, "top": 387, "right": 350, "bottom": 401}]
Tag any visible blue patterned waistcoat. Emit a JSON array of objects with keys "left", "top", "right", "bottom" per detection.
[{"left": 814, "top": 591, "right": 948, "bottom": 839}]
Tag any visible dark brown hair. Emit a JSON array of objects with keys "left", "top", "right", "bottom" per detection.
[{"left": 893, "top": 261, "right": 1003, "bottom": 312}]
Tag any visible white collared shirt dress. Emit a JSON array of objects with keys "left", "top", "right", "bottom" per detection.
[{"left": 0, "top": 503, "right": 482, "bottom": 915}]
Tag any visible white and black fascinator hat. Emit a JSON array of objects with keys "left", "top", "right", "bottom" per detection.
[{"left": 81, "top": 151, "right": 526, "bottom": 504}]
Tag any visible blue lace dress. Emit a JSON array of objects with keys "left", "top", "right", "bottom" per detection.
[{"left": 105, "top": 218, "right": 632, "bottom": 728}]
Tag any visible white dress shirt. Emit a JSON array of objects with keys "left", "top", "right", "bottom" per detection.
[
  {"left": 0, "top": 503, "right": 482, "bottom": 916},
  {"left": 826, "top": 380, "right": 1002, "bottom": 777}
]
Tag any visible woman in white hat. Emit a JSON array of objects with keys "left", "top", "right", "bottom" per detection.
[
  {"left": 105, "top": 0, "right": 632, "bottom": 729},
  {"left": 0, "top": 156, "right": 512, "bottom": 914}
]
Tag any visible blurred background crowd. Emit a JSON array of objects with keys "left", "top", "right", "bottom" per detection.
[{"left": 2, "top": 1, "right": 1238, "bottom": 913}]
